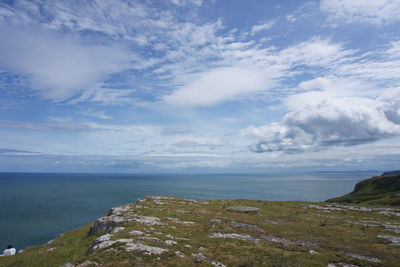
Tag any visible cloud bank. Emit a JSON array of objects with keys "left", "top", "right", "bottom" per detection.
[{"left": 242, "top": 83, "right": 400, "bottom": 153}]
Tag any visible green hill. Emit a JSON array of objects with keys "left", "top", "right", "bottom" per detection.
[{"left": 326, "top": 172, "right": 400, "bottom": 206}]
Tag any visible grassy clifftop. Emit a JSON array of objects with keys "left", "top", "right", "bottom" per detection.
[
  {"left": 1, "top": 196, "right": 400, "bottom": 267},
  {"left": 326, "top": 173, "right": 400, "bottom": 206}
]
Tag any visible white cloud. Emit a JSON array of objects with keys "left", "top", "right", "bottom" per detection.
[
  {"left": 286, "top": 14, "right": 297, "bottom": 22},
  {"left": 164, "top": 67, "right": 272, "bottom": 106},
  {"left": 277, "top": 37, "right": 348, "bottom": 66},
  {"left": 251, "top": 20, "right": 275, "bottom": 35},
  {"left": 70, "top": 84, "right": 135, "bottom": 105},
  {"left": 79, "top": 110, "right": 112, "bottom": 120},
  {"left": 330, "top": 42, "right": 400, "bottom": 84},
  {"left": 242, "top": 84, "right": 400, "bottom": 153},
  {"left": 320, "top": 0, "right": 400, "bottom": 25},
  {"left": 163, "top": 37, "right": 352, "bottom": 107},
  {"left": 0, "top": 27, "right": 130, "bottom": 100},
  {"left": 170, "top": 0, "right": 203, "bottom": 6},
  {"left": 297, "top": 77, "right": 379, "bottom": 98}
]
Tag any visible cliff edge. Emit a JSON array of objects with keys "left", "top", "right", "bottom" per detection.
[{"left": 326, "top": 172, "right": 400, "bottom": 206}]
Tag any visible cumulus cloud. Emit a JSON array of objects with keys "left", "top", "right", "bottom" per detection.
[
  {"left": 242, "top": 80, "right": 400, "bottom": 153},
  {"left": 0, "top": 27, "right": 130, "bottom": 100},
  {"left": 320, "top": 0, "right": 400, "bottom": 25}
]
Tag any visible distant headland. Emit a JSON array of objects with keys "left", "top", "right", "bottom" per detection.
[{"left": 326, "top": 171, "right": 400, "bottom": 206}]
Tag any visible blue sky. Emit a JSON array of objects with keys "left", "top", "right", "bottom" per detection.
[{"left": 0, "top": 0, "right": 400, "bottom": 172}]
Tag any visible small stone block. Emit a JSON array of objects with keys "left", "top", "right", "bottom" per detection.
[{"left": 227, "top": 206, "right": 259, "bottom": 214}]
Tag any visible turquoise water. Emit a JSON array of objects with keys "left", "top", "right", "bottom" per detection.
[{"left": 0, "top": 172, "right": 377, "bottom": 250}]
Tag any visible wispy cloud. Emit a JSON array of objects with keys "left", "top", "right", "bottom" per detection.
[
  {"left": 321, "top": 0, "right": 400, "bottom": 25},
  {"left": 0, "top": 148, "right": 40, "bottom": 154},
  {"left": 70, "top": 84, "right": 135, "bottom": 105},
  {"left": 251, "top": 20, "right": 275, "bottom": 35}
]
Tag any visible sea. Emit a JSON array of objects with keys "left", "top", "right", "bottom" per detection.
[{"left": 0, "top": 171, "right": 379, "bottom": 251}]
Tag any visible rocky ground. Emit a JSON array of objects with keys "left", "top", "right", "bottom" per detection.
[{"left": 1, "top": 196, "right": 400, "bottom": 266}]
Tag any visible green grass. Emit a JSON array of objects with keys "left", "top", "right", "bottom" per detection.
[
  {"left": 0, "top": 224, "right": 97, "bottom": 267},
  {"left": 1, "top": 197, "right": 400, "bottom": 266},
  {"left": 326, "top": 174, "right": 400, "bottom": 205}
]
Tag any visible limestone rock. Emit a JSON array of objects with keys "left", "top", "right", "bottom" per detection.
[
  {"left": 175, "top": 251, "right": 185, "bottom": 257},
  {"left": 166, "top": 217, "right": 196, "bottom": 225},
  {"left": 227, "top": 206, "right": 259, "bottom": 214},
  {"left": 327, "top": 263, "right": 359, "bottom": 267},
  {"left": 377, "top": 234, "right": 400, "bottom": 245},
  {"left": 129, "top": 230, "right": 145, "bottom": 236},
  {"left": 89, "top": 214, "right": 162, "bottom": 235},
  {"left": 209, "top": 232, "right": 259, "bottom": 242},
  {"left": 125, "top": 242, "right": 168, "bottom": 254},
  {"left": 111, "top": 227, "right": 125, "bottom": 234},
  {"left": 192, "top": 253, "right": 226, "bottom": 267}
]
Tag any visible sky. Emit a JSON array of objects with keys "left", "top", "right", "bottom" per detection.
[{"left": 0, "top": 0, "right": 400, "bottom": 173}]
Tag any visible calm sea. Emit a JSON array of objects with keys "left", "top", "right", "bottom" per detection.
[{"left": 0, "top": 172, "right": 378, "bottom": 250}]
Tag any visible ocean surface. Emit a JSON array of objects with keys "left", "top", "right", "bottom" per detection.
[{"left": 0, "top": 172, "right": 378, "bottom": 251}]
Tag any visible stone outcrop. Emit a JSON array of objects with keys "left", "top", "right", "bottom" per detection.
[
  {"left": 89, "top": 204, "right": 162, "bottom": 235},
  {"left": 227, "top": 206, "right": 259, "bottom": 214},
  {"left": 209, "top": 232, "right": 259, "bottom": 242},
  {"left": 192, "top": 252, "right": 226, "bottom": 267}
]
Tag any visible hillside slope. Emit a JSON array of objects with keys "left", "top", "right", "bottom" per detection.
[
  {"left": 326, "top": 173, "right": 400, "bottom": 206},
  {"left": 1, "top": 196, "right": 400, "bottom": 266}
]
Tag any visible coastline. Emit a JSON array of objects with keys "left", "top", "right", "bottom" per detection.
[{"left": 1, "top": 195, "right": 400, "bottom": 266}]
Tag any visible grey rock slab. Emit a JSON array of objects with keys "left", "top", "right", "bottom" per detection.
[
  {"left": 343, "top": 252, "right": 381, "bottom": 263},
  {"left": 377, "top": 234, "right": 400, "bottom": 245},
  {"left": 209, "top": 232, "right": 259, "bottom": 242},
  {"left": 125, "top": 242, "right": 168, "bottom": 254},
  {"left": 166, "top": 217, "right": 196, "bottom": 225},
  {"left": 129, "top": 230, "right": 145, "bottom": 236},
  {"left": 76, "top": 260, "right": 100, "bottom": 267},
  {"left": 192, "top": 253, "right": 226, "bottom": 267},
  {"left": 111, "top": 227, "right": 125, "bottom": 234},
  {"left": 327, "top": 263, "right": 359, "bottom": 267},
  {"left": 227, "top": 206, "right": 259, "bottom": 214},
  {"left": 89, "top": 214, "right": 162, "bottom": 235},
  {"left": 228, "top": 221, "right": 266, "bottom": 233},
  {"left": 391, "top": 192, "right": 400, "bottom": 198},
  {"left": 164, "top": 240, "right": 177, "bottom": 245},
  {"left": 259, "top": 233, "right": 318, "bottom": 248},
  {"left": 175, "top": 251, "right": 185, "bottom": 258}
]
